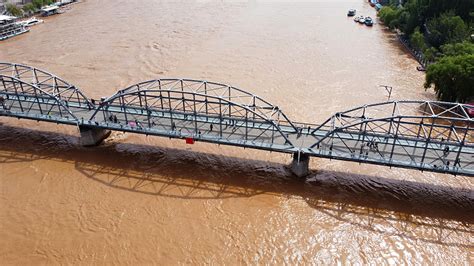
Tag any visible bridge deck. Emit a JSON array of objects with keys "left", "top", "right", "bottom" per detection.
[{"left": 1, "top": 92, "right": 472, "bottom": 176}]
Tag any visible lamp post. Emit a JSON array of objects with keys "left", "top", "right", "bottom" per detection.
[{"left": 379, "top": 85, "right": 393, "bottom": 101}]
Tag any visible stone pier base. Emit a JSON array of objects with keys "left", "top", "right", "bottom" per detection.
[
  {"left": 79, "top": 126, "right": 111, "bottom": 146},
  {"left": 291, "top": 153, "right": 310, "bottom": 178}
]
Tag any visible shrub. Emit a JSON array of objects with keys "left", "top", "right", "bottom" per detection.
[
  {"left": 6, "top": 4, "right": 23, "bottom": 17},
  {"left": 22, "top": 3, "right": 37, "bottom": 15}
]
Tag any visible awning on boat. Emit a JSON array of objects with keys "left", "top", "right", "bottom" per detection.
[
  {"left": 41, "top": 5, "right": 59, "bottom": 12},
  {"left": 0, "top": 15, "right": 16, "bottom": 22}
]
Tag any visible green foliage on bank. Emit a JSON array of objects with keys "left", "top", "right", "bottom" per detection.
[
  {"left": 425, "top": 11, "right": 469, "bottom": 49},
  {"left": 378, "top": 0, "right": 474, "bottom": 103},
  {"left": 6, "top": 0, "right": 57, "bottom": 18},
  {"left": 22, "top": 3, "right": 37, "bottom": 15},
  {"left": 32, "top": 0, "right": 55, "bottom": 9},
  {"left": 6, "top": 3, "right": 23, "bottom": 17},
  {"left": 425, "top": 54, "right": 474, "bottom": 103}
]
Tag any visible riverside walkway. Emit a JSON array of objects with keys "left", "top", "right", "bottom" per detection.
[{"left": 0, "top": 62, "right": 472, "bottom": 177}]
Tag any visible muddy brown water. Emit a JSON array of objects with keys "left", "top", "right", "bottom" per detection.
[{"left": 0, "top": 0, "right": 473, "bottom": 264}]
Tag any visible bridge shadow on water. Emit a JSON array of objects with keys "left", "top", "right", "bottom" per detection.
[{"left": 0, "top": 123, "right": 472, "bottom": 248}]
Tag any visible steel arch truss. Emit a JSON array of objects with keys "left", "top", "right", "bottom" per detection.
[
  {"left": 0, "top": 62, "right": 94, "bottom": 111},
  {"left": 0, "top": 75, "right": 79, "bottom": 123},
  {"left": 308, "top": 101, "right": 474, "bottom": 175},
  {"left": 89, "top": 79, "right": 297, "bottom": 150}
]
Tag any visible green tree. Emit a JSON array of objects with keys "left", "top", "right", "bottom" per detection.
[
  {"left": 22, "top": 3, "right": 37, "bottom": 15},
  {"left": 378, "top": 6, "right": 400, "bottom": 29},
  {"left": 31, "top": 0, "right": 55, "bottom": 8},
  {"left": 32, "top": 0, "right": 45, "bottom": 9},
  {"left": 6, "top": 4, "right": 23, "bottom": 17},
  {"left": 398, "top": 0, "right": 424, "bottom": 35},
  {"left": 423, "top": 47, "right": 439, "bottom": 62},
  {"left": 426, "top": 11, "right": 469, "bottom": 48},
  {"left": 410, "top": 27, "right": 426, "bottom": 51},
  {"left": 389, "top": 0, "right": 400, "bottom": 7},
  {"left": 440, "top": 41, "right": 474, "bottom": 56},
  {"left": 424, "top": 54, "right": 474, "bottom": 102}
]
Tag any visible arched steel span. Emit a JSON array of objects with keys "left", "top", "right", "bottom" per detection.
[
  {"left": 307, "top": 100, "right": 473, "bottom": 173},
  {"left": 89, "top": 79, "right": 298, "bottom": 148},
  {"left": 103, "top": 79, "right": 297, "bottom": 128},
  {"left": 0, "top": 75, "right": 79, "bottom": 121},
  {"left": 0, "top": 62, "right": 94, "bottom": 110}
]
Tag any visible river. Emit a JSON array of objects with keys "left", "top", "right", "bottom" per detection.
[{"left": 0, "top": 0, "right": 473, "bottom": 264}]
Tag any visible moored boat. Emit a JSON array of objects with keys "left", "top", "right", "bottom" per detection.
[
  {"left": 416, "top": 65, "right": 426, "bottom": 72},
  {"left": 41, "top": 5, "right": 61, "bottom": 17},
  {"left": 16, "top": 17, "right": 44, "bottom": 27},
  {"left": 347, "top": 9, "right": 356, "bottom": 17},
  {"left": 365, "top": 17, "right": 374, "bottom": 26},
  {"left": 0, "top": 15, "right": 29, "bottom": 41}
]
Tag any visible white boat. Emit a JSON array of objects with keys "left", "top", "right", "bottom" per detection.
[
  {"left": 41, "top": 5, "right": 61, "bottom": 17},
  {"left": 17, "top": 17, "right": 44, "bottom": 27},
  {"left": 358, "top": 17, "right": 366, "bottom": 24},
  {"left": 365, "top": 17, "right": 374, "bottom": 26},
  {"left": 0, "top": 15, "right": 29, "bottom": 41}
]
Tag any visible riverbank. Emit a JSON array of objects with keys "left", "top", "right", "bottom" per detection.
[
  {"left": 0, "top": 0, "right": 78, "bottom": 41},
  {"left": 397, "top": 33, "right": 430, "bottom": 69}
]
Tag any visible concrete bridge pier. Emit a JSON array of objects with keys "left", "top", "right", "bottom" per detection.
[
  {"left": 291, "top": 152, "right": 310, "bottom": 178},
  {"left": 79, "top": 125, "right": 111, "bottom": 146}
]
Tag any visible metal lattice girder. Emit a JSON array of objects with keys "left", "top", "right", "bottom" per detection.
[
  {"left": 0, "top": 62, "right": 94, "bottom": 110},
  {"left": 0, "top": 75, "right": 78, "bottom": 122},
  {"left": 98, "top": 79, "right": 297, "bottom": 129},
  {"left": 89, "top": 79, "right": 298, "bottom": 147},
  {"left": 308, "top": 101, "right": 473, "bottom": 175},
  {"left": 0, "top": 62, "right": 473, "bottom": 176}
]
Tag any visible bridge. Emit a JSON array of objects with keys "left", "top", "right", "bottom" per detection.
[{"left": 0, "top": 62, "right": 472, "bottom": 177}]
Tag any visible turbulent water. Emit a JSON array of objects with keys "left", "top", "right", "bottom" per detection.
[{"left": 0, "top": 0, "right": 473, "bottom": 264}]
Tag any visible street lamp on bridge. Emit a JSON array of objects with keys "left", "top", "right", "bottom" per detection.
[{"left": 379, "top": 85, "right": 393, "bottom": 101}]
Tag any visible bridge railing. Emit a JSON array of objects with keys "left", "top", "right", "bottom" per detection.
[
  {"left": 0, "top": 62, "right": 94, "bottom": 110},
  {"left": 0, "top": 75, "right": 79, "bottom": 122},
  {"left": 307, "top": 101, "right": 473, "bottom": 175}
]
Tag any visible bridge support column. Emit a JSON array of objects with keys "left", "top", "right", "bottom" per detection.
[
  {"left": 291, "top": 153, "right": 310, "bottom": 178},
  {"left": 79, "top": 126, "right": 111, "bottom": 146}
]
